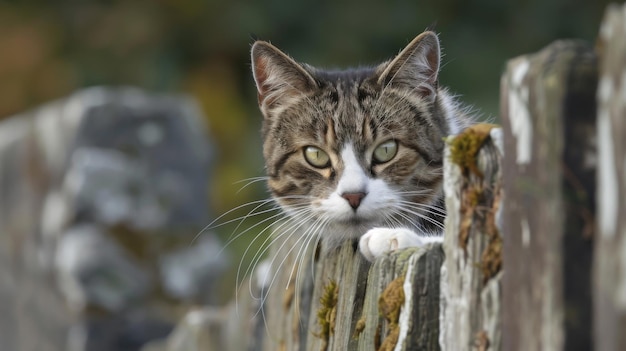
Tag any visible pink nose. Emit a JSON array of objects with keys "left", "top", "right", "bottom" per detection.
[{"left": 341, "top": 192, "right": 366, "bottom": 210}]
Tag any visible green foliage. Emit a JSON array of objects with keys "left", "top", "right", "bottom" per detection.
[{"left": 316, "top": 280, "right": 338, "bottom": 346}]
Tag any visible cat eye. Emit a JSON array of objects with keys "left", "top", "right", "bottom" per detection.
[
  {"left": 373, "top": 140, "right": 398, "bottom": 164},
  {"left": 304, "top": 146, "right": 331, "bottom": 168}
]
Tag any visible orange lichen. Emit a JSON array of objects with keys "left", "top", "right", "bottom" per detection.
[
  {"left": 459, "top": 184, "right": 484, "bottom": 252},
  {"left": 480, "top": 184, "right": 503, "bottom": 284}
]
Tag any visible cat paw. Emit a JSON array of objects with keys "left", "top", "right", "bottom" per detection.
[{"left": 358, "top": 227, "right": 442, "bottom": 262}]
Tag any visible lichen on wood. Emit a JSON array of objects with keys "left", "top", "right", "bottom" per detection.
[
  {"left": 459, "top": 183, "right": 484, "bottom": 252},
  {"left": 447, "top": 123, "right": 503, "bottom": 281},
  {"left": 440, "top": 124, "right": 503, "bottom": 351},
  {"left": 353, "top": 316, "right": 366, "bottom": 338},
  {"left": 377, "top": 276, "right": 405, "bottom": 351},
  {"left": 448, "top": 123, "right": 499, "bottom": 178},
  {"left": 480, "top": 188, "right": 503, "bottom": 284},
  {"left": 316, "top": 280, "right": 338, "bottom": 349},
  {"left": 475, "top": 330, "right": 490, "bottom": 351}
]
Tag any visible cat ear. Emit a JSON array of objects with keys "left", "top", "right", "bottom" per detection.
[
  {"left": 377, "top": 31, "right": 440, "bottom": 101},
  {"left": 251, "top": 41, "right": 317, "bottom": 113}
]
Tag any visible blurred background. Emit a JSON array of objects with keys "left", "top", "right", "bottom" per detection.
[{"left": 0, "top": 0, "right": 612, "bottom": 350}]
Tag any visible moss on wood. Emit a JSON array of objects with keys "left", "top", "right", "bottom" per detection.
[
  {"left": 449, "top": 123, "right": 503, "bottom": 283},
  {"left": 377, "top": 276, "right": 405, "bottom": 351},
  {"left": 448, "top": 123, "right": 498, "bottom": 177},
  {"left": 315, "top": 280, "right": 338, "bottom": 350}
]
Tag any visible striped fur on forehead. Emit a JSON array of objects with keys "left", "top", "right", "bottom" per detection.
[
  {"left": 261, "top": 67, "right": 453, "bottom": 171},
  {"left": 262, "top": 77, "right": 448, "bottom": 190}
]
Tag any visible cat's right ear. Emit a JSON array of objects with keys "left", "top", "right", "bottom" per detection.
[
  {"left": 377, "top": 31, "right": 441, "bottom": 102},
  {"left": 251, "top": 41, "right": 317, "bottom": 114}
]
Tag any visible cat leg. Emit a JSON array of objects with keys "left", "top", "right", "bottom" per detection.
[{"left": 358, "top": 227, "right": 442, "bottom": 262}]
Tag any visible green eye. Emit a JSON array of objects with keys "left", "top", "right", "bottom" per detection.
[
  {"left": 373, "top": 140, "right": 398, "bottom": 164},
  {"left": 304, "top": 146, "right": 331, "bottom": 168}
]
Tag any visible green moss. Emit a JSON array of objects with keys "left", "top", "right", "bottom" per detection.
[
  {"left": 379, "top": 276, "right": 404, "bottom": 323},
  {"left": 377, "top": 276, "right": 405, "bottom": 351},
  {"left": 316, "top": 280, "right": 338, "bottom": 349},
  {"left": 448, "top": 123, "right": 498, "bottom": 177}
]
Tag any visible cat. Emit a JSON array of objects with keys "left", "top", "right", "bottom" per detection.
[{"left": 250, "top": 31, "right": 474, "bottom": 262}]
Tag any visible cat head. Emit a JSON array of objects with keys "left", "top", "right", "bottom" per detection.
[{"left": 251, "top": 32, "right": 460, "bottom": 243}]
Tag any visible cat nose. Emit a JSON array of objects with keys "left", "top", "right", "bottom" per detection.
[{"left": 341, "top": 192, "right": 366, "bottom": 210}]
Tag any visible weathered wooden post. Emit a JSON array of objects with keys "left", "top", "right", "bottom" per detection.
[
  {"left": 258, "top": 236, "right": 442, "bottom": 351},
  {"left": 594, "top": 4, "right": 626, "bottom": 351},
  {"left": 500, "top": 40, "right": 597, "bottom": 350},
  {"left": 440, "top": 124, "right": 504, "bottom": 351}
]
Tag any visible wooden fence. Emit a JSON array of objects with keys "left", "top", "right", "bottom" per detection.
[{"left": 147, "top": 4, "right": 625, "bottom": 351}]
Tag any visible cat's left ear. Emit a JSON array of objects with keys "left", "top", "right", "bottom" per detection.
[{"left": 377, "top": 31, "right": 440, "bottom": 101}]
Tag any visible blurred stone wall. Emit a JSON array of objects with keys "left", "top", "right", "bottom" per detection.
[{"left": 0, "top": 87, "right": 227, "bottom": 351}]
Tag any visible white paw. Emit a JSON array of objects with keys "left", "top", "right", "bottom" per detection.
[{"left": 358, "top": 227, "right": 442, "bottom": 262}]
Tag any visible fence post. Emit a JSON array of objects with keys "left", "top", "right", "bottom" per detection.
[
  {"left": 500, "top": 40, "right": 597, "bottom": 350},
  {"left": 594, "top": 4, "right": 626, "bottom": 351},
  {"left": 440, "top": 124, "right": 504, "bottom": 350}
]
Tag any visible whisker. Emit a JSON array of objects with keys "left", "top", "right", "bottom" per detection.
[
  {"left": 250, "top": 215, "right": 315, "bottom": 313},
  {"left": 236, "top": 218, "right": 309, "bottom": 318},
  {"left": 218, "top": 208, "right": 290, "bottom": 256},
  {"left": 396, "top": 201, "right": 446, "bottom": 217},
  {"left": 234, "top": 211, "right": 300, "bottom": 286},
  {"left": 294, "top": 216, "right": 330, "bottom": 327},
  {"left": 287, "top": 215, "right": 328, "bottom": 288},
  {"left": 245, "top": 217, "right": 311, "bottom": 293},
  {"left": 238, "top": 208, "right": 314, "bottom": 294},
  {"left": 394, "top": 190, "right": 436, "bottom": 197},
  {"left": 219, "top": 201, "right": 312, "bottom": 258},
  {"left": 397, "top": 207, "right": 445, "bottom": 230},
  {"left": 191, "top": 198, "right": 277, "bottom": 245},
  {"left": 242, "top": 210, "right": 317, "bottom": 295},
  {"left": 228, "top": 200, "right": 312, "bottom": 239},
  {"left": 234, "top": 176, "right": 269, "bottom": 194},
  {"left": 195, "top": 194, "right": 312, "bottom": 244},
  {"left": 233, "top": 176, "right": 269, "bottom": 184}
]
